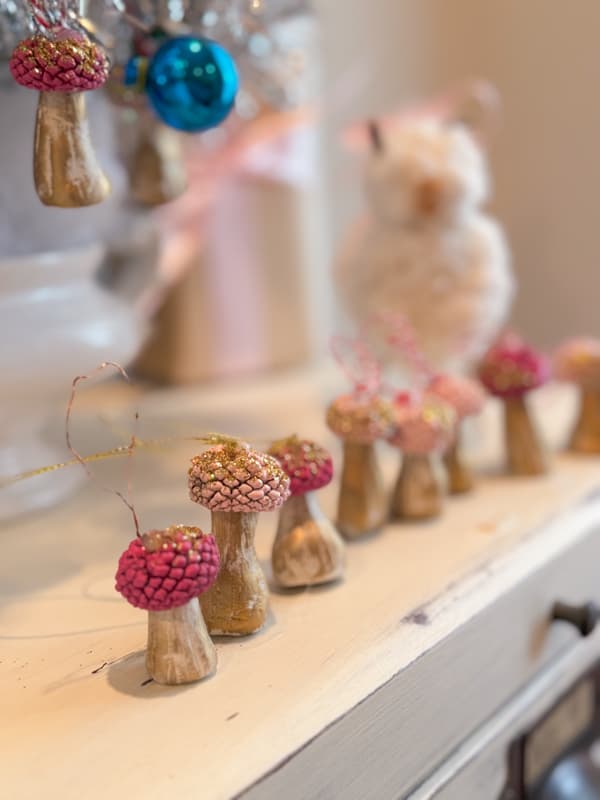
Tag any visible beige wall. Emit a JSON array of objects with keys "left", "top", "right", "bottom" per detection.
[{"left": 316, "top": 0, "right": 600, "bottom": 348}]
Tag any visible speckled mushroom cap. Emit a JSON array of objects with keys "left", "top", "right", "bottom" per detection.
[
  {"left": 189, "top": 443, "right": 291, "bottom": 513},
  {"left": 388, "top": 396, "right": 456, "bottom": 455},
  {"left": 10, "top": 34, "right": 109, "bottom": 92},
  {"left": 426, "top": 374, "right": 486, "bottom": 421},
  {"left": 478, "top": 334, "right": 550, "bottom": 398},
  {"left": 115, "top": 525, "right": 220, "bottom": 611},
  {"left": 554, "top": 338, "right": 600, "bottom": 390},
  {"left": 326, "top": 393, "right": 394, "bottom": 444},
  {"left": 268, "top": 436, "right": 334, "bottom": 496}
]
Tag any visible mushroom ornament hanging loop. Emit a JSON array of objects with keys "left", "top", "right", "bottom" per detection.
[{"left": 10, "top": 3, "right": 112, "bottom": 207}]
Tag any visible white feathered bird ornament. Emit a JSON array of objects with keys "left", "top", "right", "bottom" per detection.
[{"left": 335, "top": 84, "right": 515, "bottom": 373}]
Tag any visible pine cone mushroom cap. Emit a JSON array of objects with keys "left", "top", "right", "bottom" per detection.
[
  {"left": 388, "top": 396, "right": 456, "bottom": 455},
  {"left": 554, "top": 338, "right": 600, "bottom": 390},
  {"left": 427, "top": 374, "right": 486, "bottom": 420},
  {"left": 189, "top": 443, "right": 291, "bottom": 512},
  {"left": 478, "top": 335, "right": 550, "bottom": 398},
  {"left": 269, "top": 436, "right": 334, "bottom": 496},
  {"left": 115, "top": 526, "right": 220, "bottom": 611},
  {"left": 326, "top": 394, "right": 394, "bottom": 444},
  {"left": 10, "top": 34, "right": 109, "bottom": 92}
]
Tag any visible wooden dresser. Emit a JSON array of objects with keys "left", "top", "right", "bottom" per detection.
[{"left": 2, "top": 370, "right": 600, "bottom": 799}]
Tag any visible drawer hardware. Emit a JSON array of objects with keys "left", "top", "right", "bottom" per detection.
[{"left": 552, "top": 602, "right": 600, "bottom": 637}]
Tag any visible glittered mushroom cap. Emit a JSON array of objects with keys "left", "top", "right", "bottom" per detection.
[
  {"left": 189, "top": 443, "right": 291, "bottom": 513},
  {"left": 268, "top": 436, "right": 334, "bottom": 496},
  {"left": 426, "top": 374, "right": 486, "bottom": 421},
  {"left": 478, "top": 335, "right": 550, "bottom": 398},
  {"left": 326, "top": 393, "right": 394, "bottom": 444},
  {"left": 10, "top": 35, "right": 109, "bottom": 92},
  {"left": 388, "top": 396, "right": 456, "bottom": 455},
  {"left": 115, "top": 525, "right": 220, "bottom": 611},
  {"left": 554, "top": 338, "right": 600, "bottom": 390}
]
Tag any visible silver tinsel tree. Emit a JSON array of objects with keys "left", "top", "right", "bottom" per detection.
[{"left": 0, "top": 0, "right": 316, "bottom": 255}]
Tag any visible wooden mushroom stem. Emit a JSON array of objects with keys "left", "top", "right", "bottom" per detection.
[
  {"left": 199, "top": 511, "right": 268, "bottom": 636},
  {"left": 146, "top": 597, "right": 216, "bottom": 686},
  {"left": 443, "top": 424, "right": 474, "bottom": 494},
  {"left": 34, "top": 91, "right": 110, "bottom": 208},
  {"left": 337, "top": 441, "right": 387, "bottom": 540},
  {"left": 391, "top": 453, "right": 443, "bottom": 521},
  {"left": 570, "top": 388, "right": 600, "bottom": 454},
  {"left": 272, "top": 492, "right": 345, "bottom": 588},
  {"left": 129, "top": 121, "right": 187, "bottom": 207},
  {"left": 503, "top": 395, "right": 547, "bottom": 476}
]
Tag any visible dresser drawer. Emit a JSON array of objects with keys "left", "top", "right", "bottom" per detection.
[{"left": 413, "top": 638, "right": 600, "bottom": 799}]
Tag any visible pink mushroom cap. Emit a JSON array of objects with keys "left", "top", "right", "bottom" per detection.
[
  {"left": 115, "top": 525, "right": 220, "bottom": 611},
  {"left": 478, "top": 334, "right": 550, "bottom": 398},
  {"left": 10, "top": 34, "right": 109, "bottom": 92},
  {"left": 388, "top": 395, "right": 456, "bottom": 455},
  {"left": 554, "top": 338, "right": 600, "bottom": 390},
  {"left": 426, "top": 374, "right": 486, "bottom": 421},
  {"left": 189, "top": 442, "right": 291, "bottom": 513},
  {"left": 326, "top": 393, "right": 394, "bottom": 444},
  {"left": 268, "top": 436, "right": 334, "bottom": 496}
]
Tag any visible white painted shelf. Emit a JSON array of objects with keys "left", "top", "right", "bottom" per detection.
[{"left": 2, "top": 369, "right": 600, "bottom": 799}]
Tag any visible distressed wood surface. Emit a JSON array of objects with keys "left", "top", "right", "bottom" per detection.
[
  {"left": 1, "top": 370, "right": 599, "bottom": 800},
  {"left": 337, "top": 440, "right": 388, "bottom": 539},
  {"left": 201, "top": 511, "right": 268, "bottom": 636},
  {"left": 146, "top": 599, "right": 217, "bottom": 685},
  {"left": 390, "top": 453, "right": 444, "bottom": 520},
  {"left": 272, "top": 492, "right": 345, "bottom": 588},
  {"left": 34, "top": 92, "right": 110, "bottom": 207}
]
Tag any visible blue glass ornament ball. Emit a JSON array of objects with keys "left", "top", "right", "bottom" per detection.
[{"left": 145, "top": 36, "right": 239, "bottom": 133}]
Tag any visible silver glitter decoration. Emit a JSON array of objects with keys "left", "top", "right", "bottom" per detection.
[
  {"left": 0, "top": 0, "right": 32, "bottom": 59},
  {"left": 0, "top": 0, "right": 317, "bottom": 110},
  {"left": 90, "top": 0, "right": 317, "bottom": 112}
]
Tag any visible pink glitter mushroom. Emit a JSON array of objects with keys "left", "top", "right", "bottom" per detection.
[
  {"left": 9, "top": 33, "right": 110, "bottom": 207},
  {"left": 478, "top": 333, "right": 550, "bottom": 399},
  {"left": 388, "top": 395, "right": 455, "bottom": 456},
  {"left": 116, "top": 526, "right": 219, "bottom": 611},
  {"left": 426, "top": 374, "right": 486, "bottom": 493},
  {"left": 326, "top": 393, "right": 394, "bottom": 540},
  {"left": 188, "top": 442, "right": 290, "bottom": 636},
  {"left": 326, "top": 393, "right": 394, "bottom": 444},
  {"left": 554, "top": 337, "right": 600, "bottom": 453},
  {"left": 268, "top": 436, "right": 345, "bottom": 588},
  {"left": 388, "top": 395, "right": 455, "bottom": 521},
  {"left": 115, "top": 525, "right": 220, "bottom": 685},
  {"left": 269, "top": 435, "right": 334, "bottom": 496},
  {"left": 189, "top": 442, "right": 290, "bottom": 513},
  {"left": 10, "top": 34, "right": 109, "bottom": 92},
  {"left": 478, "top": 334, "right": 549, "bottom": 476}
]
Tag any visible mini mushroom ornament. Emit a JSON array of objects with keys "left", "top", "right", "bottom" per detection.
[
  {"left": 107, "top": 62, "right": 188, "bottom": 207},
  {"left": 9, "top": 32, "right": 111, "bottom": 207},
  {"left": 478, "top": 334, "right": 551, "bottom": 476},
  {"left": 554, "top": 338, "right": 600, "bottom": 454},
  {"left": 115, "top": 525, "right": 220, "bottom": 685},
  {"left": 268, "top": 436, "right": 345, "bottom": 588},
  {"left": 327, "top": 335, "right": 394, "bottom": 540},
  {"left": 326, "top": 393, "right": 394, "bottom": 540},
  {"left": 188, "top": 441, "right": 290, "bottom": 636},
  {"left": 426, "top": 374, "right": 486, "bottom": 493},
  {"left": 388, "top": 394, "right": 456, "bottom": 520}
]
